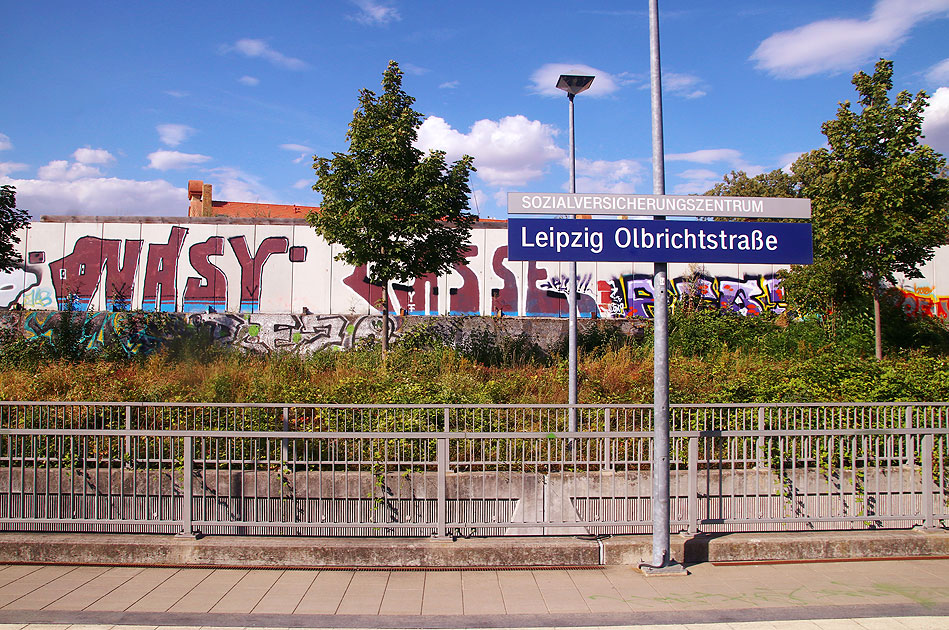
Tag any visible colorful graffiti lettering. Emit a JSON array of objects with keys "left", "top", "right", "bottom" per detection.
[
  {"left": 0, "top": 268, "right": 41, "bottom": 309},
  {"left": 593, "top": 272, "right": 788, "bottom": 319},
  {"left": 6, "top": 311, "right": 399, "bottom": 356},
  {"left": 536, "top": 272, "right": 599, "bottom": 317},
  {"left": 21, "top": 311, "right": 170, "bottom": 356},
  {"left": 900, "top": 286, "right": 949, "bottom": 319},
  {"left": 22, "top": 288, "right": 56, "bottom": 310},
  {"left": 49, "top": 236, "right": 142, "bottom": 311},
  {"left": 6, "top": 221, "right": 948, "bottom": 320},
  {"left": 234, "top": 313, "right": 396, "bottom": 353}
]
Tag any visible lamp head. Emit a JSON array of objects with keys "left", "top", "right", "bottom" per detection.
[{"left": 556, "top": 74, "right": 595, "bottom": 96}]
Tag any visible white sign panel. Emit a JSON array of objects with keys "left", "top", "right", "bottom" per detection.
[{"left": 508, "top": 192, "right": 811, "bottom": 219}]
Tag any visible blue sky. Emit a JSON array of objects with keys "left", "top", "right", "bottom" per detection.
[{"left": 2, "top": 0, "right": 948, "bottom": 219}]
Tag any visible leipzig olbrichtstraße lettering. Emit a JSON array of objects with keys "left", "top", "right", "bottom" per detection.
[{"left": 507, "top": 218, "right": 813, "bottom": 265}]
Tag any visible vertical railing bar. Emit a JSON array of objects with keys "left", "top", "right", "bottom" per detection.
[
  {"left": 122, "top": 405, "right": 133, "bottom": 470},
  {"left": 435, "top": 407, "right": 448, "bottom": 538},
  {"left": 687, "top": 434, "right": 698, "bottom": 534},
  {"left": 922, "top": 433, "right": 935, "bottom": 529},
  {"left": 178, "top": 435, "right": 194, "bottom": 537}
]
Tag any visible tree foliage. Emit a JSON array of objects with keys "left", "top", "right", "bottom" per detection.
[
  {"left": 703, "top": 62, "right": 949, "bottom": 358},
  {"left": 801, "top": 60, "right": 948, "bottom": 286},
  {"left": 705, "top": 168, "right": 799, "bottom": 199},
  {"left": 789, "top": 59, "right": 949, "bottom": 359},
  {"left": 0, "top": 185, "right": 30, "bottom": 273},
  {"left": 309, "top": 61, "right": 476, "bottom": 353}
]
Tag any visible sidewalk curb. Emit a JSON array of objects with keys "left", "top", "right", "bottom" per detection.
[
  {"left": 604, "top": 528, "right": 949, "bottom": 565},
  {"left": 0, "top": 529, "right": 946, "bottom": 568}
]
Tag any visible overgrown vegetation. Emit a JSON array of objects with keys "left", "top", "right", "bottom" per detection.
[
  {"left": 706, "top": 60, "right": 949, "bottom": 361},
  {"left": 1, "top": 294, "right": 948, "bottom": 403}
]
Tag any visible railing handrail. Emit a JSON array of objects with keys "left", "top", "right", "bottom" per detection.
[
  {"left": 0, "top": 400, "right": 945, "bottom": 536},
  {"left": 1, "top": 401, "right": 948, "bottom": 409}
]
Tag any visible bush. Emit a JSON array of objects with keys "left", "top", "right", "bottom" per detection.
[{"left": 668, "top": 307, "right": 781, "bottom": 357}]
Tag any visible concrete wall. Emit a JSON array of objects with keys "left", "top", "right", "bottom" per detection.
[
  {"left": 1, "top": 311, "right": 644, "bottom": 356},
  {"left": 3, "top": 217, "right": 947, "bottom": 319}
]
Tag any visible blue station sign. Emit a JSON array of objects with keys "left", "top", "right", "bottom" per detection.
[{"left": 508, "top": 218, "right": 813, "bottom": 264}]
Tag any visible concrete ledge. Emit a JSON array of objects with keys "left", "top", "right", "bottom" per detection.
[
  {"left": 0, "top": 533, "right": 601, "bottom": 568},
  {"left": 605, "top": 528, "right": 949, "bottom": 565},
  {"left": 0, "top": 529, "right": 946, "bottom": 568}
]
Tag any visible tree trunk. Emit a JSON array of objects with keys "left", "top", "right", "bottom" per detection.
[
  {"left": 873, "top": 288, "right": 883, "bottom": 361},
  {"left": 381, "top": 287, "right": 389, "bottom": 357}
]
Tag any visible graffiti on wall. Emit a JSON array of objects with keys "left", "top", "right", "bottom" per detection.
[
  {"left": 45, "top": 229, "right": 308, "bottom": 313},
  {"left": 3, "top": 310, "right": 399, "bottom": 356},
  {"left": 20, "top": 311, "right": 173, "bottom": 356},
  {"left": 204, "top": 313, "right": 397, "bottom": 354},
  {"left": 4, "top": 221, "right": 948, "bottom": 320},
  {"left": 592, "top": 274, "right": 787, "bottom": 318},
  {"left": 900, "top": 285, "right": 949, "bottom": 319},
  {"left": 593, "top": 272, "right": 787, "bottom": 319}
]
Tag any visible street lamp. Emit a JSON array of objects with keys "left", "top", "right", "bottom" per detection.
[{"left": 557, "top": 74, "right": 594, "bottom": 435}]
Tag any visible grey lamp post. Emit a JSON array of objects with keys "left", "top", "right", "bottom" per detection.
[{"left": 556, "top": 74, "right": 594, "bottom": 435}]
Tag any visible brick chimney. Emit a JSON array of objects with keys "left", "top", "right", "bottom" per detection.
[{"left": 187, "top": 180, "right": 213, "bottom": 217}]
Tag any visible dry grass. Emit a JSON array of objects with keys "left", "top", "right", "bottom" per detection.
[{"left": 1, "top": 343, "right": 947, "bottom": 404}]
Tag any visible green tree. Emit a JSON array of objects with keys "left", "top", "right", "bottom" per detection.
[
  {"left": 0, "top": 185, "right": 31, "bottom": 273},
  {"left": 791, "top": 59, "right": 949, "bottom": 360},
  {"left": 705, "top": 168, "right": 799, "bottom": 199},
  {"left": 778, "top": 150, "right": 869, "bottom": 329},
  {"left": 310, "top": 61, "right": 476, "bottom": 355}
]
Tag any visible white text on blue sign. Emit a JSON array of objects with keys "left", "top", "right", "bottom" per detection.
[{"left": 507, "top": 219, "right": 813, "bottom": 264}]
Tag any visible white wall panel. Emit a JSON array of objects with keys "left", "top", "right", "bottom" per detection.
[{"left": 8, "top": 220, "right": 949, "bottom": 321}]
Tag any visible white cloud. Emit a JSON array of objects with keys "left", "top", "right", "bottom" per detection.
[
  {"left": 157, "top": 124, "right": 196, "bottom": 148},
  {"left": 165, "top": 90, "right": 189, "bottom": 98},
  {"left": 221, "top": 39, "right": 307, "bottom": 70},
  {"left": 281, "top": 143, "right": 313, "bottom": 164},
  {"left": 238, "top": 75, "right": 260, "bottom": 86},
  {"left": 668, "top": 150, "right": 768, "bottom": 194},
  {"left": 672, "top": 170, "right": 725, "bottom": 195},
  {"left": 778, "top": 151, "right": 807, "bottom": 172},
  {"left": 400, "top": 63, "right": 428, "bottom": 76},
  {"left": 921, "top": 86, "right": 949, "bottom": 154},
  {"left": 416, "top": 115, "right": 564, "bottom": 187},
  {"left": 752, "top": 0, "right": 949, "bottom": 78},
  {"left": 292, "top": 179, "right": 312, "bottom": 189},
  {"left": 667, "top": 149, "right": 744, "bottom": 165},
  {"left": 439, "top": 81, "right": 460, "bottom": 89},
  {"left": 72, "top": 147, "right": 114, "bottom": 164},
  {"left": 528, "top": 63, "right": 628, "bottom": 98},
  {"left": 0, "top": 176, "right": 185, "bottom": 216},
  {"left": 37, "top": 160, "right": 102, "bottom": 181},
  {"left": 927, "top": 58, "right": 949, "bottom": 84},
  {"left": 208, "top": 166, "right": 279, "bottom": 202},
  {"left": 0, "top": 162, "right": 28, "bottom": 177},
  {"left": 677, "top": 168, "right": 720, "bottom": 180},
  {"left": 146, "top": 150, "right": 212, "bottom": 170},
  {"left": 0, "top": 133, "right": 11, "bottom": 151},
  {"left": 1, "top": 149, "right": 184, "bottom": 216},
  {"left": 348, "top": 0, "right": 401, "bottom": 26},
  {"left": 572, "top": 158, "right": 645, "bottom": 194},
  {"left": 662, "top": 72, "right": 707, "bottom": 99}
]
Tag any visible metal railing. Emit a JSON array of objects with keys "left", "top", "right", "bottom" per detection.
[{"left": 0, "top": 402, "right": 946, "bottom": 537}]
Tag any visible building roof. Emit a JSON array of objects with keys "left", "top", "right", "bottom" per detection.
[{"left": 209, "top": 200, "right": 316, "bottom": 219}]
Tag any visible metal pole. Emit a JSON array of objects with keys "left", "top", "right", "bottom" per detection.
[
  {"left": 568, "top": 92, "right": 578, "bottom": 434},
  {"left": 648, "top": 0, "right": 672, "bottom": 570},
  {"left": 177, "top": 435, "right": 196, "bottom": 538}
]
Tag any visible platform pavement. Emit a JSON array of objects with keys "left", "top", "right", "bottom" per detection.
[{"left": 0, "top": 558, "right": 946, "bottom": 629}]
